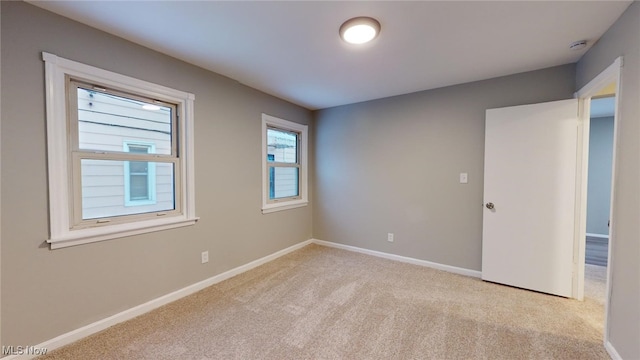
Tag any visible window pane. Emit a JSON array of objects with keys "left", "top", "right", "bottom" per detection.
[
  {"left": 269, "top": 165, "right": 275, "bottom": 199},
  {"left": 129, "top": 161, "right": 148, "bottom": 174},
  {"left": 80, "top": 159, "right": 175, "bottom": 220},
  {"left": 269, "top": 166, "right": 299, "bottom": 199},
  {"left": 77, "top": 88, "right": 172, "bottom": 155},
  {"left": 129, "top": 174, "right": 149, "bottom": 200},
  {"left": 267, "top": 128, "right": 297, "bottom": 163},
  {"left": 128, "top": 145, "right": 149, "bottom": 154}
]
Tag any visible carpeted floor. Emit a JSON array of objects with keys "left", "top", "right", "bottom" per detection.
[
  {"left": 584, "top": 264, "right": 607, "bottom": 305},
  {"left": 39, "top": 244, "right": 608, "bottom": 359}
]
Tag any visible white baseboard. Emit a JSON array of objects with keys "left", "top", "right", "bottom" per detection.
[
  {"left": 586, "top": 233, "right": 610, "bottom": 239},
  {"left": 311, "top": 239, "right": 481, "bottom": 278},
  {"left": 605, "top": 340, "right": 622, "bottom": 360},
  {"left": 2, "top": 239, "right": 313, "bottom": 360}
]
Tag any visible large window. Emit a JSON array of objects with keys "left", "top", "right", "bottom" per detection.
[
  {"left": 44, "top": 53, "right": 197, "bottom": 248},
  {"left": 261, "top": 114, "right": 308, "bottom": 213}
]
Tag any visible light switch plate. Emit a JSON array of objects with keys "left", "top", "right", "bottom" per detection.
[{"left": 459, "top": 173, "right": 468, "bottom": 184}]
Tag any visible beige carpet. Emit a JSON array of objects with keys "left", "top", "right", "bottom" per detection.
[
  {"left": 39, "top": 244, "right": 608, "bottom": 359},
  {"left": 584, "top": 264, "right": 607, "bottom": 305}
]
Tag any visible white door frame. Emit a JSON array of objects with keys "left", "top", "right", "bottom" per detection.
[{"left": 573, "top": 56, "right": 622, "bottom": 347}]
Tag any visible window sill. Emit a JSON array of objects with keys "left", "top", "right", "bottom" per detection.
[
  {"left": 262, "top": 200, "right": 308, "bottom": 214},
  {"left": 48, "top": 216, "right": 199, "bottom": 249}
]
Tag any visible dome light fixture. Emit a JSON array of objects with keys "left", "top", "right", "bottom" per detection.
[{"left": 340, "top": 17, "right": 381, "bottom": 45}]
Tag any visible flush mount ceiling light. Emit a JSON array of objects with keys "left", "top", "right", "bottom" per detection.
[{"left": 339, "top": 17, "right": 381, "bottom": 45}]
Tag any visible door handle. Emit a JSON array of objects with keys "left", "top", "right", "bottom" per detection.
[{"left": 485, "top": 202, "right": 495, "bottom": 210}]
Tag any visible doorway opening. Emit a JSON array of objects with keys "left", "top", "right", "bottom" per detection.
[
  {"left": 574, "top": 57, "right": 622, "bottom": 350},
  {"left": 583, "top": 93, "right": 615, "bottom": 305}
]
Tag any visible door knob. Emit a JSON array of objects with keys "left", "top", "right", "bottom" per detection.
[{"left": 485, "top": 202, "right": 495, "bottom": 210}]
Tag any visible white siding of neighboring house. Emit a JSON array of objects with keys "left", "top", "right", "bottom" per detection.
[{"left": 77, "top": 89, "right": 174, "bottom": 219}]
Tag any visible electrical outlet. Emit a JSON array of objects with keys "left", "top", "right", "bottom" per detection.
[
  {"left": 201, "top": 251, "right": 209, "bottom": 264},
  {"left": 459, "top": 172, "right": 468, "bottom": 184},
  {"left": 387, "top": 233, "right": 394, "bottom": 242}
]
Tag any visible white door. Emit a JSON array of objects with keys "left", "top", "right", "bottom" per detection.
[{"left": 482, "top": 99, "right": 578, "bottom": 298}]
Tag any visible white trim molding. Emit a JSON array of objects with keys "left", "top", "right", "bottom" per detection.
[
  {"left": 42, "top": 52, "right": 198, "bottom": 249},
  {"left": 605, "top": 341, "right": 623, "bottom": 360},
  {"left": 311, "top": 239, "right": 482, "bottom": 278}
]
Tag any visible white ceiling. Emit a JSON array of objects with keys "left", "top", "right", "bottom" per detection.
[{"left": 30, "top": 1, "right": 631, "bottom": 110}]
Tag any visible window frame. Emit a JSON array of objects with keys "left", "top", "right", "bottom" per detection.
[
  {"left": 43, "top": 52, "right": 198, "bottom": 249},
  {"left": 69, "top": 80, "right": 180, "bottom": 226},
  {"left": 261, "top": 114, "right": 308, "bottom": 214}
]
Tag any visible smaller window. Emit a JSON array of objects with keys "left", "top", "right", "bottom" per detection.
[{"left": 261, "top": 114, "right": 308, "bottom": 213}]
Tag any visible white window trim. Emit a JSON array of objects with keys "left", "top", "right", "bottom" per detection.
[
  {"left": 43, "top": 52, "right": 198, "bottom": 249},
  {"left": 261, "top": 113, "right": 308, "bottom": 214},
  {"left": 123, "top": 141, "right": 157, "bottom": 207}
]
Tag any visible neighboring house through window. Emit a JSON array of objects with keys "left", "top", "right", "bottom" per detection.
[
  {"left": 124, "top": 142, "right": 156, "bottom": 206},
  {"left": 43, "top": 52, "right": 197, "bottom": 248},
  {"left": 261, "top": 114, "right": 308, "bottom": 213},
  {"left": 267, "top": 154, "right": 275, "bottom": 199}
]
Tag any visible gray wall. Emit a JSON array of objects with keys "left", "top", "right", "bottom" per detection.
[
  {"left": 3, "top": 1, "right": 637, "bottom": 356},
  {"left": 576, "top": 2, "right": 640, "bottom": 359},
  {"left": 586, "top": 116, "right": 614, "bottom": 236},
  {"left": 313, "top": 65, "right": 576, "bottom": 271},
  {"left": 1, "top": 2, "right": 313, "bottom": 347}
]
